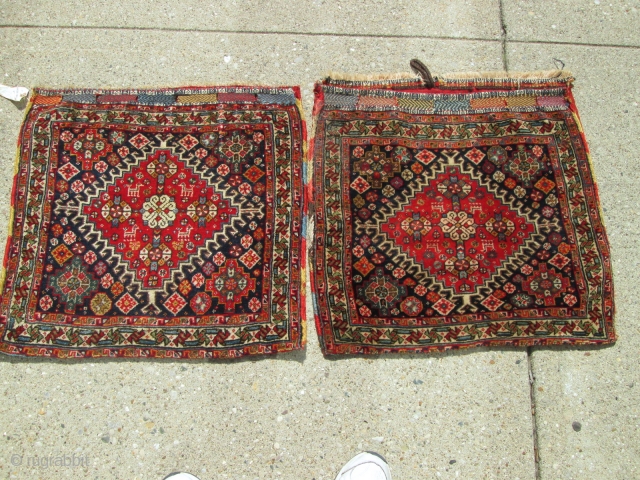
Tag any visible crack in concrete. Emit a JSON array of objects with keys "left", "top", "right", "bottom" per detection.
[{"left": 527, "top": 347, "right": 541, "bottom": 480}]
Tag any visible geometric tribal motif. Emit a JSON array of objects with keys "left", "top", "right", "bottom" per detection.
[
  {"left": 0, "top": 86, "right": 305, "bottom": 358},
  {"left": 312, "top": 74, "right": 615, "bottom": 355}
]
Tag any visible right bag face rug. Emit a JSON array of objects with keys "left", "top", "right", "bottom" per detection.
[{"left": 311, "top": 69, "right": 615, "bottom": 355}]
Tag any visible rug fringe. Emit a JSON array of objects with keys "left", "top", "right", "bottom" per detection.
[
  {"left": 326, "top": 71, "right": 418, "bottom": 81},
  {"left": 326, "top": 69, "right": 572, "bottom": 82},
  {"left": 439, "top": 69, "right": 572, "bottom": 80}
]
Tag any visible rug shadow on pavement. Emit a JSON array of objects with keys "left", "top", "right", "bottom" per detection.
[
  {"left": 0, "top": 347, "right": 307, "bottom": 365},
  {"left": 323, "top": 342, "right": 616, "bottom": 362}
]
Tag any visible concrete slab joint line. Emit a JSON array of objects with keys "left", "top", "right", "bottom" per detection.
[
  {"left": 2, "top": 25, "right": 640, "bottom": 49},
  {"left": 0, "top": 24, "right": 505, "bottom": 44}
]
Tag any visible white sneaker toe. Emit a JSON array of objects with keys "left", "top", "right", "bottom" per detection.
[{"left": 335, "top": 452, "right": 392, "bottom": 480}]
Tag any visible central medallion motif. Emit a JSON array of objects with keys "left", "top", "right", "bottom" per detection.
[
  {"left": 80, "top": 139, "right": 238, "bottom": 291},
  {"left": 380, "top": 164, "right": 537, "bottom": 294}
]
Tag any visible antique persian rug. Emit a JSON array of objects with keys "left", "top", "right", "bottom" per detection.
[
  {"left": 0, "top": 86, "right": 305, "bottom": 358},
  {"left": 312, "top": 70, "right": 615, "bottom": 355}
]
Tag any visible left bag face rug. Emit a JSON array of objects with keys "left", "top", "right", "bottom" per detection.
[{"left": 0, "top": 87, "right": 305, "bottom": 359}]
